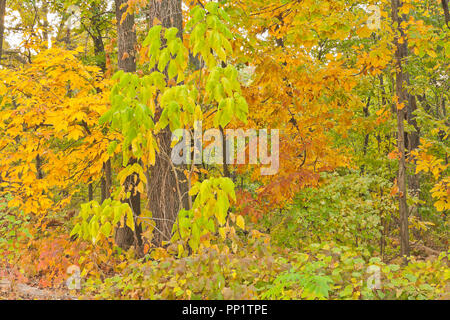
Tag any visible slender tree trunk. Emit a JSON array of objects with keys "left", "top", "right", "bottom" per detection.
[
  {"left": 147, "top": 0, "right": 189, "bottom": 246},
  {"left": 407, "top": 88, "right": 420, "bottom": 216},
  {"left": 93, "top": 35, "right": 106, "bottom": 72},
  {"left": 88, "top": 181, "right": 93, "bottom": 201},
  {"left": 101, "top": 160, "right": 111, "bottom": 202},
  {"left": 361, "top": 98, "right": 371, "bottom": 175},
  {"left": 64, "top": 25, "right": 72, "bottom": 49},
  {"left": 0, "top": 0, "right": 5, "bottom": 63},
  {"left": 42, "top": 1, "right": 49, "bottom": 48},
  {"left": 391, "top": 0, "right": 410, "bottom": 258},
  {"left": 398, "top": 11, "right": 421, "bottom": 217},
  {"left": 114, "top": 0, "right": 142, "bottom": 251},
  {"left": 87, "top": 6, "right": 108, "bottom": 201},
  {"left": 442, "top": 0, "right": 450, "bottom": 27},
  {"left": 36, "top": 154, "right": 43, "bottom": 179},
  {"left": 220, "top": 126, "right": 231, "bottom": 178},
  {"left": 90, "top": 4, "right": 106, "bottom": 72}
]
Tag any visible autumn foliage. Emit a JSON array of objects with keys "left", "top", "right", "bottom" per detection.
[{"left": 0, "top": 0, "right": 448, "bottom": 300}]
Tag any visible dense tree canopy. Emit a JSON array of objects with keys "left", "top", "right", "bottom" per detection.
[{"left": 0, "top": 0, "right": 448, "bottom": 300}]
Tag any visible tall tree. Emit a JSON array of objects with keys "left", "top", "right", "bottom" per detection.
[
  {"left": 41, "top": 0, "right": 49, "bottom": 47},
  {"left": 391, "top": 0, "right": 410, "bottom": 257},
  {"left": 146, "top": 0, "right": 189, "bottom": 246},
  {"left": 114, "top": 0, "right": 141, "bottom": 251},
  {"left": 442, "top": 0, "right": 450, "bottom": 27},
  {"left": 0, "top": 0, "right": 6, "bottom": 63}
]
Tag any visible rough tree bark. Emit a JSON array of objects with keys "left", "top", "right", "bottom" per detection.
[
  {"left": 147, "top": 0, "right": 189, "bottom": 246},
  {"left": 391, "top": 0, "right": 410, "bottom": 257},
  {"left": 114, "top": 0, "right": 142, "bottom": 251}
]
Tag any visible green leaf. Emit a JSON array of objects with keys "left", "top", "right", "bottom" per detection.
[
  {"left": 236, "top": 215, "right": 245, "bottom": 230},
  {"left": 158, "top": 48, "right": 170, "bottom": 72},
  {"left": 126, "top": 208, "right": 135, "bottom": 231},
  {"left": 100, "top": 222, "right": 112, "bottom": 237},
  {"left": 165, "top": 27, "right": 179, "bottom": 41},
  {"left": 70, "top": 223, "right": 81, "bottom": 237},
  {"left": 168, "top": 60, "right": 178, "bottom": 80},
  {"left": 108, "top": 141, "right": 118, "bottom": 155},
  {"left": 206, "top": 2, "right": 219, "bottom": 15},
  {"left": 147, "top": 25, "right": 162, "bottom": 42}
]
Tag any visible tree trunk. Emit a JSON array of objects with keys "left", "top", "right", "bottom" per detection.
[
  {"left": 399, "top": 13, "right": 421, "bottom": 217},
  {"left": 36, "top": 154, "right": 43, "bottom": 180},
  {"left": 442, "top": 0, "right": 450, "bottom": 27},
  {"left": 87, "top": 6, "right": 108, "bottom": 202},
  {"left": 407, "top": 89, "right": 420, "bottom": 216},
  {"left": 93, "top": 35, "right": 106, "bottom": 72},
  {"left": 90, "top": 4, "right": 106, "bottom": 72},
  {"left": 0, "top": 0, "right": 6, "bottom": 63},
  {"left": 42, "top": 1, "right": 49, "bottom": 48},
  {"left": 361, "top": 98, "right": 371, "bottom": 175},
  {"left": 101, "top": 160, "right": 112, "bottom": 202},
  {"left": 88, "top": 181, "right": 93, "bottom": 202},
  {"left": 114, "top": 0, "right": 141, "bottom": 251},
  {"left": 391, "top": 0, "right": 410, "bottom": 258},
  {"left": 114, "top": 0, "right": 136, "bottom": 73},
  {"left": 147, "top": 0, "right": 189, "bottom": 246}
]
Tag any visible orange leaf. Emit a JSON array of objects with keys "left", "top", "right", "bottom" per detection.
[
  {"left": 397, "top": 103, "right": 405, "bottom": 110},
  {"left": 153, "top": 17, "right": 162, "bottom": 26},
  {"left": 388, "top": 150, "right": 400, "bottom": 160}
]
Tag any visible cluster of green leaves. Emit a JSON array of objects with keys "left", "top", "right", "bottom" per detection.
[
  {"left": 206, "top": 65, "right": 249, "bottom": 127},
  {"left": 70, "top": 199, "right": 135, "bottom": 244},
  {"left": 158, "top": 85, "right": 202, "bottom": 132},
  {"left": 268, "top": 172, "right": 395, "bottom": 251},
  {"left": 0, "top": 194, "right": 32, "bottom": 255},
  {"left": 104, "top": 12, "right": 248, "bottom": 166},
  {"left": 143, "top": 25, "right": 187, "bottom": 82},
  {"left": 260, "top": 259, "right": 334, "bottom": 299},
  {"left": 260, "top": 244, "right": 449, "bottom": 300},
  {"left": 172, "top": 177, "right": 244, "bottom": 254},
  {"left": 101, "top": 71, "right": 159, "bottom": 165},
  {"left": 186, "top": 3, "right": 234, "bottom": 66}
]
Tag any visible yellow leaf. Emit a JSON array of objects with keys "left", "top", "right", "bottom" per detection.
[
  {"left": 397, "top": 103, "right": 405, "bottom": 110},
  {"left": 219, "top": 227, "right": 227, "bottom": 240},
  {"left": 356, "top": 26, "right": 372, "bottom": 38},
  {"left": 0, "top": 82, "right": 7, "bottom": 95},
  {"left": 236, "top": 215, "right": 245, "bottom": 230},
  {"left": 153, "top": 17, "right": 162, "bottom": 26},
  {"left": 434, "top": 200, "right": 446, "bottom": 212},
  {"left": 427, "top": 49, "right": 437, "bottom": 58}
]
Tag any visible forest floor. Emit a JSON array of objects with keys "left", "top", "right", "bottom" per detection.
[
  {"left": 1, "top": 241, "right": 449, "bottom": 300},
  {"left": 0, "top": 264, "right": 76, "bottom": 300}
]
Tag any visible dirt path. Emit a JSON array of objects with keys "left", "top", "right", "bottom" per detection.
[{"left": 0, "top": 278, "right": 77, "bottom": 300}]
